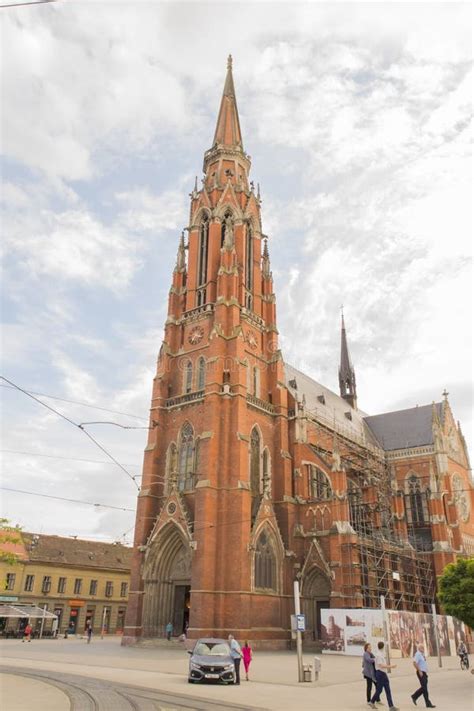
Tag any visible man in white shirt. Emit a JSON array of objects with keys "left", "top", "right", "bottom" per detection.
[
  {"left": 411, "top": 643, "right": 435, "bottom": 708},
  {"left": 228, "top": 634, "right": 242, "bottom": 685},
  {"left": 369, "top": 641, "right": 399, "bottom": 711}
]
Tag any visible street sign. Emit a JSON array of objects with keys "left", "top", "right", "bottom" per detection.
[{"left": 296, "top": 613, "right": 306, "bottom": 632}]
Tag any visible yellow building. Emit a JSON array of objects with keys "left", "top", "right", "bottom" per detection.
[{"left": 0, "top": 532, "right": 132, "bottom": 636}]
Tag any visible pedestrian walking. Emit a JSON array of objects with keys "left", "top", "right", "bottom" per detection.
[
  {"left": 411, "top": 643, "right": 436, "bottom": 708},
  {"left": 22, "top": 623, "right": 32, "bottom": 643},
  {"left": 242, "top": 640, "right": 252, "bottom": 681},
  {"left": 457, "top": 640, "right": 469, "bottom": 669},
  {"left": 165, "top": 621, "right": 173, "bottom": 641},
  {"left": 86, "top": 622, "right": 93, "bottom": 644},
  {"left": 369, "top": 641, "right": 399, "bottom": 711},
  {"left": 228, "top": 634, "right": 242, "bottom": 685},
  {"left": 362, "top": 642, "right": 376, "bottom": 705}
]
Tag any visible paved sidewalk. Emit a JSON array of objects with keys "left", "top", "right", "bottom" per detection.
[
  {"left": 0, "top": 672, "right": 70, "bottom": 711},
  {"left": 1, "top": 636, "right": 473, "bottom": 710}
]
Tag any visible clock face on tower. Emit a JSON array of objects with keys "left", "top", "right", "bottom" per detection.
[
  {"left": 246, "top": 330, "right": 257, "bottom": 349},
  {"left": 188, "top": 326, "right": 204, "bottom": 345}
]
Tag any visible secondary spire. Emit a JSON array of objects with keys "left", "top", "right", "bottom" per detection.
[{"left": 338, "top": 311, "right": 357, "bottom": 409}]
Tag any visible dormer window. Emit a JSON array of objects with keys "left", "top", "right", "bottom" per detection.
[
  {"left": 344, "top": 411, "right": 352, "bottom": 421},
  {"left": 317, "top": 394, "right": 325, "bottom": 405}
]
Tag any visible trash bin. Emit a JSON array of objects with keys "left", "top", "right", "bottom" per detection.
[
  {"left": 314, "top": 656, "right": 321, "bottom": 681},
  {"left": 303, "top": 664, "right": 313, "bottom": 682}
]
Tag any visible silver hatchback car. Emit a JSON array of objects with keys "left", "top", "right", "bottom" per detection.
[{"left": 188, "top": 638, "right": 236, "bottom": 684}]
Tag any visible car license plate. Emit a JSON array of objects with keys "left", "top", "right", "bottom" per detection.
[{"left": 205, "top": 673, "right": 219, "bottom": 679}]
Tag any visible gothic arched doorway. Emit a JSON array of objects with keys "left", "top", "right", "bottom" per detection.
[
  {"left": 142, "top": 524, "right": 192, "bottom": 638},
  {"left": 302, "top": 567, "right": 331, "bottom": 641}
]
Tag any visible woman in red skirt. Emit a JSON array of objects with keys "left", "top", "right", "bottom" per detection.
[{"left": 242, "top": 641, "right": 253, "bottom": 681}]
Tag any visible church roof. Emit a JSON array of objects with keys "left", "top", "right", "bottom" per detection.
[
  {"left": 284, "top": 363, "right": 379, "bottom": 450},
  {"left": 284, "top": 363, "right": 442, "bottom": 454},
  {"left": 364, "top": 403, "right": 442, "bottom": 451}
]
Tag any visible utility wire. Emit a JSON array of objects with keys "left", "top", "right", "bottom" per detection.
[
  {"left": 0, "top": 383, "right": 147, "bottom": 422},
  {"left": 1, "top": 0, "right": 57, "bottom": 9},
  {"left": 1, "top": 376, "right": 140, "bottom": 490},
  {"left": 0, "top": 449, "right": 141, "bottom": 468},
  {"left": 79, "top": 420, "right": 155, "bottom": 430},
  {"left": 1, "top": 486, "right": 135, "bottom": 512}
]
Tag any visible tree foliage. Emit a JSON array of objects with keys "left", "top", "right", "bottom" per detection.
[
  {"left": 438, "top": 558, "right": 474, "bottom": 629},
  {"left": 0, "top": 518, "right": 23, "bottom": 566}
]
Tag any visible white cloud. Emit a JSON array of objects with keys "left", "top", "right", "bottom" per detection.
[
  {"left": 116, "top": 186, "right": 189, "bottom": 233},
  {"left": 4, "top": 208, "right": 143, "bottom": 292}
]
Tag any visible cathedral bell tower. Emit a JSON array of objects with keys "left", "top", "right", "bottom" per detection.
[{"left": 123, "top": 57, "right": 293, "bottom": 646}]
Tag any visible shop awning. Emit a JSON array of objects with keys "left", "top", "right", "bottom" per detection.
[{"left": 0, "top": 604, "right": 58, "bottom": 619}]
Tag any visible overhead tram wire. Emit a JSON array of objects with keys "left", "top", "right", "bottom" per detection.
[
  {"left": 0, "top": 449, "right": 141, "bottom": 468},
  {"left": 1, "top": 376, "right": 140, "bottom": 490},
  {"left": 1, "top": 486, "right": 135, "bottom": 512},
  {"left": 1, "top": 0, "right": 57, "bottom": 8},
  {"left": 78, "top": 420, "right": 156, "bottom": 430},
  {"left": 0, "top": 382, "right": 148, "bottom": 421}
]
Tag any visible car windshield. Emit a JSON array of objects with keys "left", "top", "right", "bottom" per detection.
[{"left": 194, "top": 642, "right": 230, "bottom": 656}]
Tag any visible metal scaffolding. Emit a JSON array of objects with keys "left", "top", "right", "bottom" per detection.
[{"left": 306, "top": 411, "right": 437, "bottom": 612}]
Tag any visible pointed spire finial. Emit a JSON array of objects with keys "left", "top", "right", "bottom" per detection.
[
  {"left": 338, "top": 310, "right": 357, "bottom": 410},
  {"left": 175, "top": 231, "right": 186, "bottom": 271},
  {"left": 212, "top": 55, "right": 243, "bottom": 148},
  {"left": 442, "top": 388, "right": 449, "bottom": 401},
  {"left": 262, "top": 237, "right": 271, "bottom": 278}
]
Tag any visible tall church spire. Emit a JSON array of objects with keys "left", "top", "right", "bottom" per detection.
[
  {"left": 212, "top": 54, "right": 243, "bottom": 149},
  {"left": 339, "top": 312, "right": 357, "bottom": 409}
]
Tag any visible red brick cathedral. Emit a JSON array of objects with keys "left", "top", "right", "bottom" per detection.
[{"left": 124, "top": 58, "right": 473, "bottom": 648}]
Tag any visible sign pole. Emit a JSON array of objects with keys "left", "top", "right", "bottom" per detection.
[
  {"left": 39, "top": 604, "right": 46, "bottom": 639},
  {"left": 101, "top": 607, "right": 107, "bottom": 640},
  {"left": 294, "top": 580, "right": 304, "bottom": 682},
  {"left": 380, "top": 595, "right": 391, "bottom": 671}
]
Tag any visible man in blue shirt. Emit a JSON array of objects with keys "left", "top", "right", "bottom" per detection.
[
  {"left": 411, "top": 643, "right": 435, "bottom": 707},
  {"left": 228, "top": 634, "right": 242, "bottom": 685}
]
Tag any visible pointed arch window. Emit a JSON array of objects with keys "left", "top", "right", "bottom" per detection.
[
  {"left": 308, "top": 466, "right": 332, "bottom": 500},
  {"left": 250, "top": 427, "right": 261, "bottom": 495},
  {"left": 197, "top": 215, "right": 209, "bottom": 306},
  {"left": 165, "top": 442, "right": 178, "bottom": 494},
  {"left": 245, "top": 222, "right": 253, "bottom": 310},
  {"left": 178, "top": 422, "right": 195, "bottom": 492},
  {"left": 348, "top": 479, "right": 363, "bottom": 532},
  {"left": 252, "top": 366, "right": 260, "bottom": 398},
  {"left": 405, "top": 475, "right": 429, "bottom": 525},
  {"left": 183, "top": 360, "right": 193, "bottom": 394},
  {"left": 254, "top": 529, "right": 277, "bottom": 591},
  {"left": 197, "top": 357, "right": 206, "bottom": 391}
]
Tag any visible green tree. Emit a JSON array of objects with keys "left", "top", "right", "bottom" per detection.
[
  {"left": 0, "top": 518, "right": 23, "bottom": 566},
  {"left": 438, "top": 558, "right": 474, "bottom": 629}
]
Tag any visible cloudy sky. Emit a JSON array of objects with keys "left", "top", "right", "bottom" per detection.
[{"left": 1, "top": 1, "right": 472, "bottom": 544}]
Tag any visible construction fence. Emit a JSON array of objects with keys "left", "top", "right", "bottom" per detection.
[{"left": 321, "top": 607, "right": 468, "bottom": 658}]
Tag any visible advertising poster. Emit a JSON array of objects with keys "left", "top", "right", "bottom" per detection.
[
  {"left": 320, "top": 609, "right": 345, "bottom": 653},
  {"left": 321, "top": 608, "right": 467, "bottom": 657}
]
